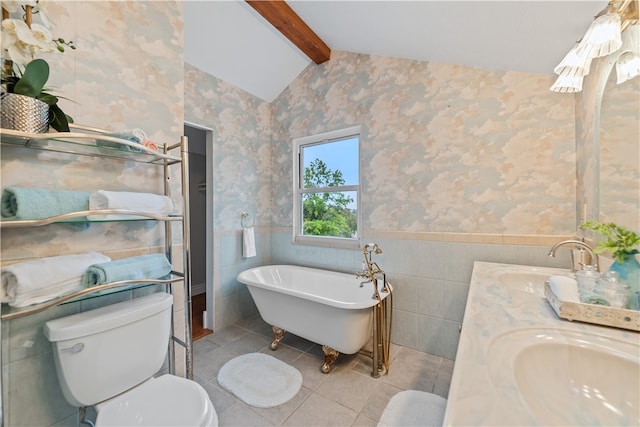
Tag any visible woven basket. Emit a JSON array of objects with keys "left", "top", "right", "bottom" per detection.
[{"left": 1, "top": 92, "right": 50, "bottom": 133}]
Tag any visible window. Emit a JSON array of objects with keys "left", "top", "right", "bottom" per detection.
[{"left": 293, "top": 126, "right": 361, "bottom": 247}]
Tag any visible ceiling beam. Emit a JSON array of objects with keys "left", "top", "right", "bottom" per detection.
[{"left": 245, "top": 0, "right": 331, "bottom": 64}]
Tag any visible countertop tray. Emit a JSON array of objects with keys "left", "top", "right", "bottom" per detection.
[{"left": 544, "top": 282, "right": 640, "bottom": 332}]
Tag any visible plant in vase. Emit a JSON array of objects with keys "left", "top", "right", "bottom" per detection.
[
  {"left": 580, "top": 220, "right": 640, "bottom": 309},
  {"left": 1, "top": 1, "right": 75, "bottom": 132}
]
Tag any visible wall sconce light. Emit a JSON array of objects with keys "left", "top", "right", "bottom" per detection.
[
  {"left": 550, "top": 74, "right": 585, "bottom": 93},
  {"left": 551, "top": 0, "right": 639, "bottom": 93},
  {"left": 554, "top": 43, "right": 593, "bottom": 77},
  {"left": 616, "top": 51, "right": 640, "bottom": 82},
  {"left": 577, "top": 10, "right": 623, "bottom": 59}
]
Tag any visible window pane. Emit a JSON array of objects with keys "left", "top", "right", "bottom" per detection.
[
  {"left": 302, "top": 191, "right": 357, "bottom": 238},
  {"left": 302, "top": 137, "right": 358, "bottom": 188}
]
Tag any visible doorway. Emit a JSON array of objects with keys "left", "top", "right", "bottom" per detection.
[{"left": 184, "top": 123, "right": 214, "bottom": 339}]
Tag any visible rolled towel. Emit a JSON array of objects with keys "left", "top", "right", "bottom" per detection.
[
  {"left": 1, "top": 252, "right": 111, "bottom": 307},
  {"left": 1, "top": 187, "right": 91, "bottom": 220},
  {"left": 88, "top": 190, "right": 174, "bottom": 220},
  {"left": 96, "top": 128, "right": 147, "bottom": 153},
  {"left": 83, "top": 253, "right": 172, "bottom": 287},
  {"left": 549, "top": 275, "right": 581, "bottom": 303}
]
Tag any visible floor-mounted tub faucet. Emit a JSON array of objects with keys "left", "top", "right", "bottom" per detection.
[
  {"left": 548, "top": 239, "right": 599, "bottom": 272},
  {"left": 355, "top": 242, "right": 393, "bottom": 378}
]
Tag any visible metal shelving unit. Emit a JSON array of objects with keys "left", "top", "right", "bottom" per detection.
[{"left": 0, "top": 126, "right": 193, "bottom": 379}]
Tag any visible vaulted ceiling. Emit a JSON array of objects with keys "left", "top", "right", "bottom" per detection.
[{"left": 184, "top": 1, "right": 607, "bottom": 102}]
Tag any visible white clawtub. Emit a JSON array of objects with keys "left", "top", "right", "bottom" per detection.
[{"left": 237, "top": 264, "right": 389, "bottom": 369}]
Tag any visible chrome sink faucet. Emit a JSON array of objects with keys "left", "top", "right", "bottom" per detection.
[{"left": 548, "top": 239, "right": 599, "bottom": 272}]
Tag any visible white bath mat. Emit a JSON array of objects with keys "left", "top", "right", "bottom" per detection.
[
  {"left": 217, "top": 353, "right": 302, "bottom": 408},
  {"left": 378, "top": 390, "right": 447, "bottom": 426}
]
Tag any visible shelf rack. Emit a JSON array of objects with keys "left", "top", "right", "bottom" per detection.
[
  {"left": 0, "top": 126, "right": 194, "bottom": 381},
  {"left": 1, "top": 124, "right": 181, "bottom": 164}
]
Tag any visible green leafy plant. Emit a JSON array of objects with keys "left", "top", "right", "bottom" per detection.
[
  {"left": 580, "top": 221, "right": 640, "bottom": 264},
  {"left": 2, "top": 59, "right": 72, "bottom": 132},
  {"left": 302, "top": 159, "right": 357, "bottom": 238},
  {"left": 2, "top": 2, "right": 75, "bottom": 132}
]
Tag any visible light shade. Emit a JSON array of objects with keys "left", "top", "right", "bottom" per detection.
[
  {"left": 576, "top": 13, "right": 623, "bottom": 59},
  {"left": 616, "top": 51, "right": 640, "bottom": 83},
  {"left": 554, "top": 43, "right": 593, "bottom": 77},
  {"left": 550, "top": 74, "right": 584, "bottom": 93}
]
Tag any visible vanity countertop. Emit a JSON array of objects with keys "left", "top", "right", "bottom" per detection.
[{"left": 443, "top": 261, "right": 639, "bottom": 426}]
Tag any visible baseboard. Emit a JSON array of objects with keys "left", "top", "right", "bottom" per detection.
[{"left": 192, "top": 282, "right": 206, "bottom": 296}]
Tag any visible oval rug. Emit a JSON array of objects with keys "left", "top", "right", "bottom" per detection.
[
  {"left": 378, "top": 390, "right": 447, "bottom": 426},
  {"left": 217, "top": 352, "right": 303, "bottom": 408}
]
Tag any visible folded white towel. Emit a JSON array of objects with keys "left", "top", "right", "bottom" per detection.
[
  {"left": 88, "top": 190, "right": 174, "bottom": 220},
  {"left": 1, "top": 252, "right": 111, "bottom": 307},
  {"left": 243, "top": 226, "right": 256, "bottom": 258},
  {"left": 549, "top": 275, "right": 580, "bottom": 303}
]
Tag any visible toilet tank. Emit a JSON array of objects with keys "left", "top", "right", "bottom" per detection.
[{"left": 43, "top": 292, "right": 173, "bottom": 407}]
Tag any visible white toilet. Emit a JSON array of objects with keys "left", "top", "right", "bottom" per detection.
[{"left": 44, "top": 292, "right": 218, "bottom": 426}]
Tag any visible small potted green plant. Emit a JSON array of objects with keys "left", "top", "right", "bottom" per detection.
[
  {"left": 1, "top": 2, "right": 75, "bottom": 132},
  {"left": 2, "top": 58, "right": 72, "bottom": 131},
  {"left": 580, "top": 220, "right": 639, "bottom": 306},
  {"left": 580, "top": 221, "right": 640, "bottom": 264}
]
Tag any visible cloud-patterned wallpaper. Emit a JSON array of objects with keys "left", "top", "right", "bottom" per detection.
[
  {"left": 1, "top": 3, "right": 184, "bottom": 426},
  {"left": 184, "top": 63, "right": 272, "bottom": 231},
  {"left": 271, "top": 51, "right": 576, "bottom": 235},
  {"left": 1, "top": 1, "right": 184, "bottom": 260}
]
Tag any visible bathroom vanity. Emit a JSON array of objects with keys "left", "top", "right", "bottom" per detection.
[{"left": 444, "top": 261, "right": 640, "bottom": 426}]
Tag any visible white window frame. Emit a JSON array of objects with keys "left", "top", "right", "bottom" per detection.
[{"left": 293, "top": 125, "right": 362, "bottom": 249}]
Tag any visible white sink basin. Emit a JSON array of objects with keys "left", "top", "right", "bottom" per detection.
[
  {"left": 493, "top": 266, "right": 573, "bottom": 297},
  {"left": 487, "top": 328, "right": 640, "bottom": 426}
]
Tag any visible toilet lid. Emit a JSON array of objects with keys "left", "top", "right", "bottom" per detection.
[{"left": 96, "top": 374, "right": 216, "bottom": 427}]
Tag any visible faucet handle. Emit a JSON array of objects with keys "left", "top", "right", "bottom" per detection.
[{"left": 573, "top": 247, "right": 598, "bottom": 272}]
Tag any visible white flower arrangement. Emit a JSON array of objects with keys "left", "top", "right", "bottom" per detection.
[
  {"left": 2, "top": 18, "right": 56, "bottom": 65},
  {"left": 1, "top": 0, "right": 68, "bottom": 66},
  {"left": 1, "top": 0, "right": 75, "bottom": 131}
]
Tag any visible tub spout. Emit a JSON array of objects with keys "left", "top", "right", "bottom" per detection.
[{"left": 359, "top": 279, "right": 372, "bottom": 288}]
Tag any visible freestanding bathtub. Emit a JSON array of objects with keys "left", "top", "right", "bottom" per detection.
[{"left": 237, "top": 264, "right": 390, "bottom": 372}]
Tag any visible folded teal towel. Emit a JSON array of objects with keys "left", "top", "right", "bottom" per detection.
[
  {"left": 1, "top": 187, "right": 91, "bottom": 220},
  {"left": 83, "top": 254, "right": 172, "bottom": 287}
]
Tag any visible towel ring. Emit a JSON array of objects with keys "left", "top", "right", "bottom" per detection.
[{"left": 240, "top": 211, "right": 254, "bottom": 228}]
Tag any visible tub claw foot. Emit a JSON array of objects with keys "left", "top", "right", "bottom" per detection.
[
  {"left": 271, "top": 326, "right": 286, "bottom": 350},
  {"left": 321, "top": 345, "right": 340, "bottom": 374}
]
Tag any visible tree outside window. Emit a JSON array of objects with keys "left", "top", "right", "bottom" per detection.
[
  {"left": 293, "top": 126, "right": 360, "bottom": 247},
  {"left": 302, "top": 159, "right": 357, "bottom": 238}
]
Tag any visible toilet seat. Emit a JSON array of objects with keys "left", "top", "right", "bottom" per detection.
[{"left": 95, "top": 374, "right": 218, "bottom": 427}]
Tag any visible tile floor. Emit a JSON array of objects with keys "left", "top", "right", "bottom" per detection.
[{"left": 193, "top": 315, "right": 454, "bottom": 426}]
